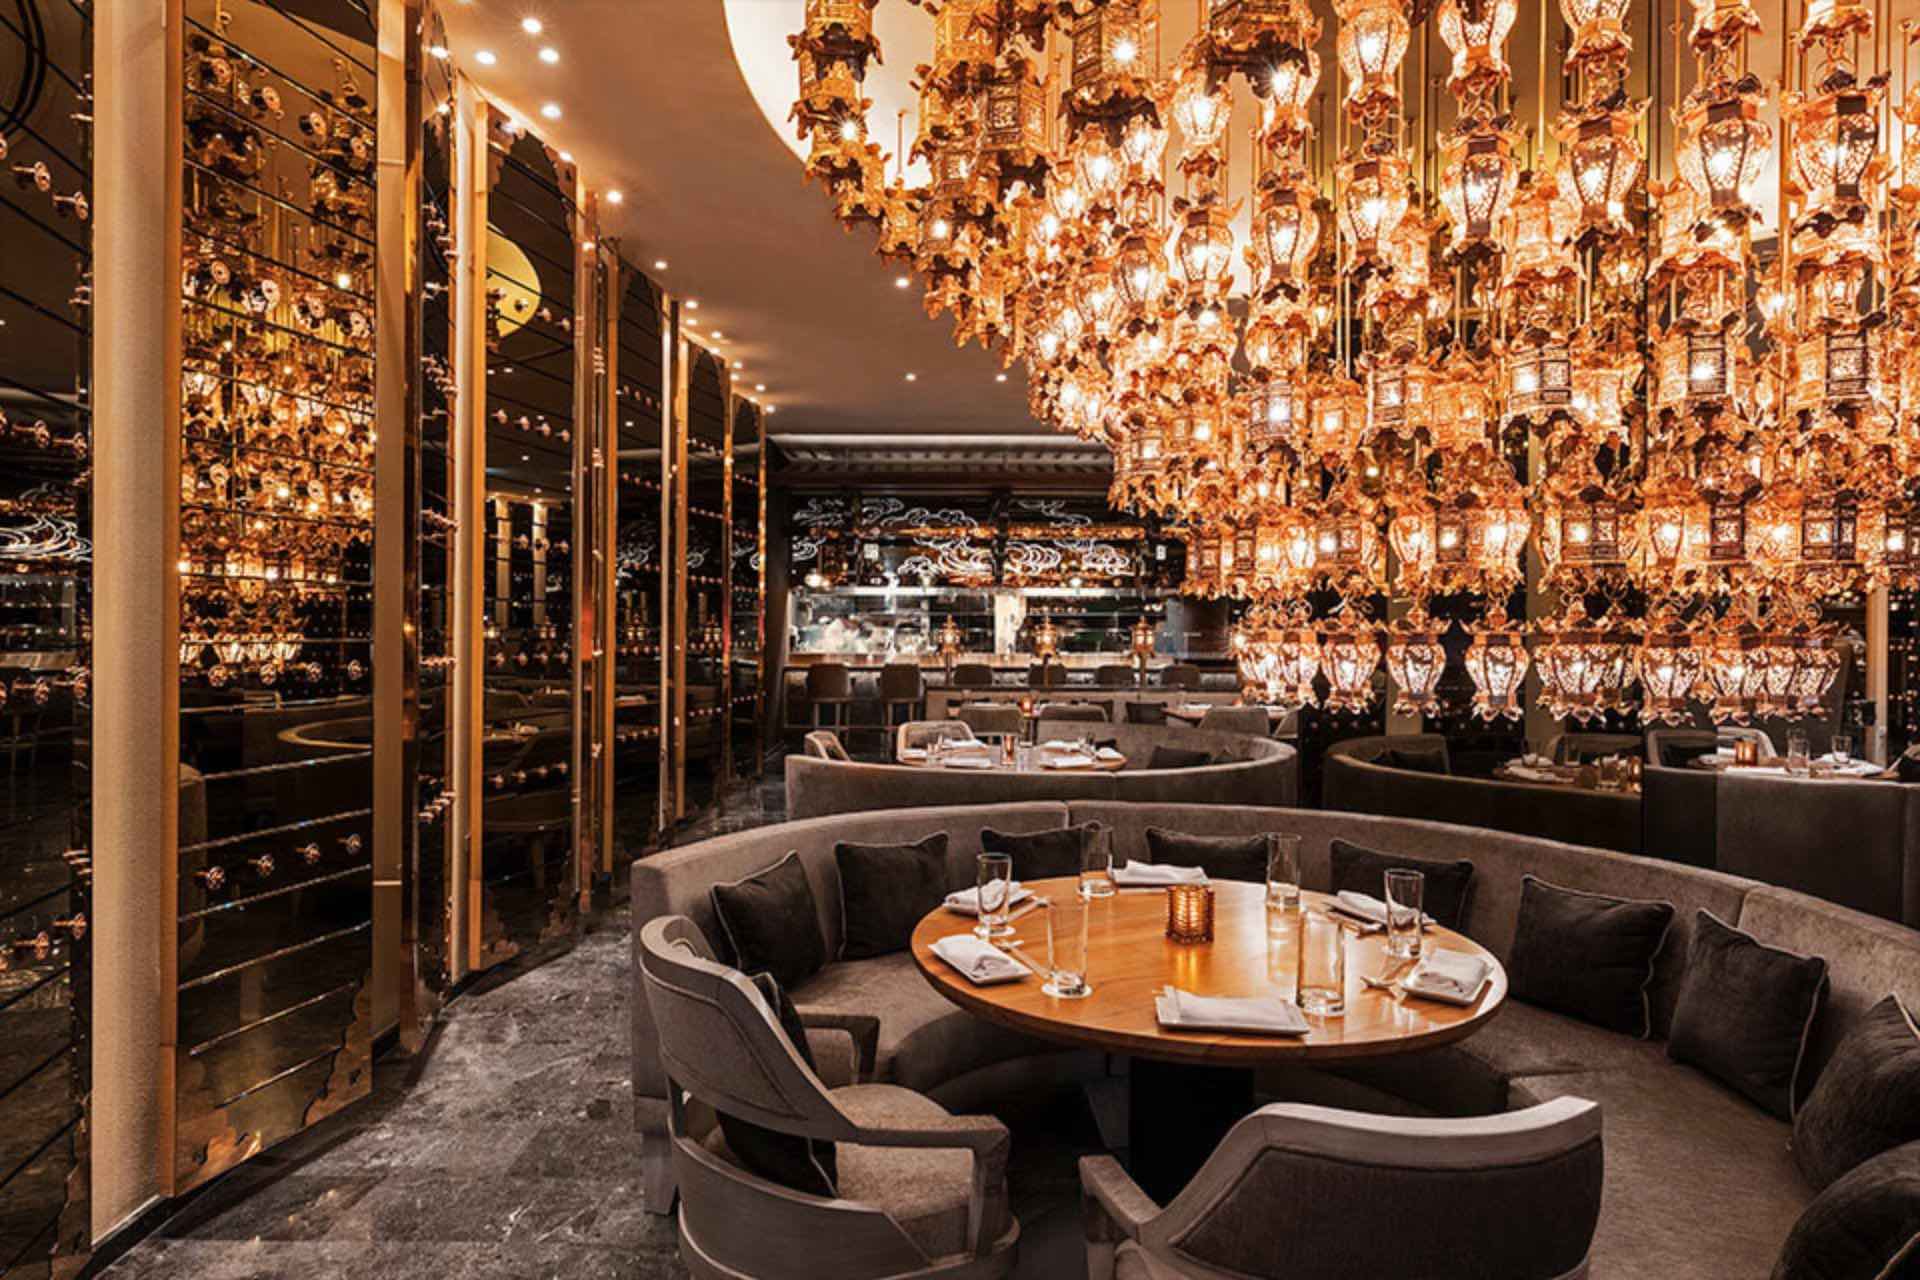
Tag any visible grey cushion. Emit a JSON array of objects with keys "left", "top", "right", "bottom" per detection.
[
  {"left": 1795, "top": 996, "right": 1920, "bottom": 1192},
  {"left": 1772, "top": 1142, "right": 1920, "bottom": 1280},
  {"left": 1667, "top": 910, "right": 1828, "bottom": 1119},
  {"left": 713, "top": 974, "right": 837, "bottom": 1197},
  {"left": 834, "top": 1084, "right": 1003, "bottom": 1260},
  {"left": 981, "top": 822, "right": 1101, "bottom": 881},
  {"left": 793, "top": 950, "right": 1054, "bottom": 1093},
  {"left": 1508, "top": 875, "right": 1675, "bottom": 1036},
  {"left": 1144, "top": 827, "right": 1267, "bottom": 882},
  {"left": 1329, "top": 839, "right": 1475, "bottom": 931},
  {"left": 1519, "top": 1063, "right": 1804, "bottom": 1279},
  {"left": 836, "top": 833, "right": 949, "bottom": 961},
  {"left": 709, "top": 851, "right": 826, "bottom": 990}
]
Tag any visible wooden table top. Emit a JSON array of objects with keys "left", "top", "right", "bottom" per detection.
[
  {"left": 910, "top": 879, "right": 1507, "bottom": 1067},
  {"left": 897, "top": 747, "right": 1127, "bottom": 772}
]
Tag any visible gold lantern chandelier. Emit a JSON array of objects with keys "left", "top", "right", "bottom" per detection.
[{"left": 786, "top": 0, "right": 1920, "bottom": 726}]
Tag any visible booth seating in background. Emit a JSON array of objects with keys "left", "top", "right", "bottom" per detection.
[
  {"left": 1543, "top": 732, "right": 1643, "bottom": 764},
  {"left": 1196, "top": 706, "right": 1270, "bottom": 737}
]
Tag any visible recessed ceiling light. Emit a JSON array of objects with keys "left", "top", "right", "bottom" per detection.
[
  {"left": 711, "top": 330, "right": 725, "bottom": 340},
  {"left": 334, "top": 272, "right": 352, "bottom": 289},
  {"left": 539, "top": 46, "right": 560, "bottom": 64},
  {"left": 732, "top": 360, "right": 743, "bottom": 370},
  {"left": 755, "top": 383, "right": 766, "bottom": 392},
  {"left": 895, "top": 276, "right": 910, "bottom": 288},
  {"left": 427, "top": 44, "right": 449, "bottom": 59},
  {"left": 653, "top": 259, "right": 668, "bottom": 270},
  {"left": 475, "top": 48, "right": 497, "bottom": 65},
  {"left": 606, "top": 189, "right": 624, "bottom": 204},
  {"left": 558, "top": 149, "right": 573, "bottom": 162},
  {"left": 685, "top": 299, "right": 699, "bottom": 310},
  {"left": 521, "top": 16, "right": 544, "bottom": 34},
  {"left": 540, "top": 102, "right": 562, "bottom": 119},
  {"left": 996, "top": 373, "right": 1008, "bottom": 382},
  {"left": 905, "top": 372, "right": 918, "bottom": 382}
]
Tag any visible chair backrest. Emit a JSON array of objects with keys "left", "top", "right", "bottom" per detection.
[
  {"left": 637, "top": 916, "right": 849, "bottom": 1139},
  {"left": 1161, "top": 663, "right": 1202, "bottom": 690},
  {"left": 957, "top": 703, "right": 1023, "bottom": 737},
  {"left": 1094, "top": 665, "right": 1134, "bottom": 687},
  {"left": 896, "top": 719, "right": 976, "bottom": 755},
  {"left": 878, "top": 662, "right": 924, "bottom": 702},
  {"left": 1139, "top": 1099, "right": 1603, "bottom": 1280},
  {"left": 1198, "top": 706, "right": 1270, "bottom": 736},
  {"left": 803, "top": 730, "right": 851, "bottom": 761},
  {"left": 1646, "top": 725, "right": 1775, "bottom": 768},
  {"left": 805, "top": 663, "right": 853, "bottom": 700},
  {"left": 1545, "top": 732, "right": 1644, "bottom": 764},
  {"left": 1028, "top": 662, "right": 1067, "bottom": 689},
  {"left": 1038, "top": 702, "right": 1108, "bottom": 724},
  {"left": 951, "top": 662, "right": 995, "bottom": 688},
  {"left": 1124, "top": 700, "right": 1169, "bottom": 726}
]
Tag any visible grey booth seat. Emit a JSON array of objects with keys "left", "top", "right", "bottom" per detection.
[
  {"left": 1323, "top": 733, "right": 1643, "bottom": 854},
  {"left": 631, "top": 800, "right": 1920, "bottom": 1278},
  {"left": 784, "top": 724, "right": 1298, "bottom": 820}
]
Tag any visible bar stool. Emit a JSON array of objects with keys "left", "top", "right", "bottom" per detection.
[
  {"left": 1028, "top": 662, "right": 1067, "bottom": 690},
  {"left": 1124, "top": 701, "right": 1168, "bottom": 726},
  {"left": 1161, "top": 663, "right": 1202, "bottom": 690},
  {"left": 804, "top": 663, "right": 854, "bottom": 735},
  {"left": 878, "top": 662, "right": 926, "bottom": 729},
  {"left": 951, "top": 662, "right": 996, "bottom": 689},
  {"left": 1094, "top": 665, "right": 1133, "bottom": 688}
]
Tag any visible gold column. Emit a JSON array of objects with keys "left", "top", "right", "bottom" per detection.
[
  {"left": 663, "top": 299, "right": 689, "bottom": 822},
  {"left": 594, "top": 252, "right": 621, "bottom": 878},
  {"left": 570, "top": 190, "right": 595, "bottom": 906},
  {"left": 719, "top": 376, "right": 737, "bottom": 788}
]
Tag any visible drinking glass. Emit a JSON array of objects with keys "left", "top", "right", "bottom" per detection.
[
  {"left": 1787, "top": 729, "right": 1811, "bottom": 775},
  {"left": 1832, "top": 733, "right": 1854, "bottom": 763},
  {"left": 1384, "top": 868, "right": 1425, "bottom": 961},
  {"left": 1264, "top": 833, "right": 1302, "bottom": 910},
  {"left": 974, "top": 852, "right": 1015, "bottom": 940},
  {"left": 1079, "top": 825, "right": 1115, "bottom": 898},
  {"left": 1296, "top": 911, "right": 1346, "bottom": 1016},
  {"left": 1043, "top": 897, "right": 1092, "bottom": 998}
]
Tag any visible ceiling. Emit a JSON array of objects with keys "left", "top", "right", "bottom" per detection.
[{"left": 438, "top": 0, "right": 1038, "bottom": 436}]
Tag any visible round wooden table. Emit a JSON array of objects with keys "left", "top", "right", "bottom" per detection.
[{"left": 911, "top": 878, "right": 1506, "bottom": 1196}]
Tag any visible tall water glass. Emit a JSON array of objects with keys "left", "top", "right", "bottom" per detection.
[
  {"left": 1384, "top": 868, "right": 1426, "bottom": 961},
  {"left": 1264, "top": 833, "right": 1302, "bottom": 910},
  {"left": 1787, "top": 729, "right": 1811, "bottom": 775},
  {"left": 1832, "top": 733, "right": 1854, "bottom": 763},
  {"left": 1296, "top": 912, "right": 1346, "bottom": 1016},
  {"left": 974, "top": 852, "right": 1015, "bottom": 940},
  {"left": 1043, "top": 896, "right": 1092, "bottom": 998},
  {"left": 1079, "top": 825, "right": 1115, "bottom": 898}
]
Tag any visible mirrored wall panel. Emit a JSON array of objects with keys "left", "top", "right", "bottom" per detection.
[
  {"left": 410, "top": 8, "right": 455, "bottom": 1013},
  {"left": 682, "top": 351, "right": 727, "bottom": 815},
  {"left": 729, "top": 399, "right": 763, "bottom": 783},
  {"left": 0, "top": 0, "right": 91, "bottom": 1272},
  {"left": 175, "top": 0, "right": 377, "bottom": 1193},
  {"left": 477, "top": 113, "right": 577, "bottom": 967},
  {"left": 612, "top": 264, "right": 663, "bottom": 857}
]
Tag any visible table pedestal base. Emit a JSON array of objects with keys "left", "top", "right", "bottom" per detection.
[{"left": 1127, "top": 1057, "right": 1255, "bottom": 1204}]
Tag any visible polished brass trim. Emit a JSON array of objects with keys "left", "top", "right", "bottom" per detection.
[{"left": 663, "top": 297, "right": 689, "bottom": 823}]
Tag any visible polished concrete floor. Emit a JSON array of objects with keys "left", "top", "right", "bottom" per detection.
[{"left": 101, "top": 772, "right": 1098, "bottom": 1280}]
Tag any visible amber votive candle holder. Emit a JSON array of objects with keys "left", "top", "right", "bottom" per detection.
[
  {"left": 1166, "top": 884, "right": 1215, "bottom": 944},
  {"left": 1734, "top": 738, "right": 1759, "bottom": 767}
]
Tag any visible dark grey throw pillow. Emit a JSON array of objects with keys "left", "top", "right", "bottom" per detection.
[
  {"left": 835, "top": 833, "right": 949, "bottom": 960},
  {"left": 1771, "top": 1142, "right": 1920, "bottom": 1280},
  {"left": 1666, "top": 910, "right": 1827, "bottom": 1119},
  {"left": 1328, "top": 839, "right": 1476, "bottom": 931},
  {"left": 1144, "top": 828, "right": 1267, "bottom": 882},
  {"left": 1384, "top": 744, "right": 1449, "bottom": 774},
  {"left": 715, "top": 972, "right": 838, "bottom": 1198},
  {"left": 981, "top": 823, "right": 1103, "bottom": 881},
  {"left": 1795, "top": 996, "right": 1920, "bottom": 1192},
  {"left": 709, "top": 852, "right": 826, "bottom": 991},
  {"left": 1147, "top": 745, "right": 1214, "bottom": 770},
  {"left": 1507, "top": 875, "right": 1675, "bottom": 1036}
]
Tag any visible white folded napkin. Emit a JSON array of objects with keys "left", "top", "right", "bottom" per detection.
[
  {"left": 1332, "top": 890, "right": 1433, "bottom": 930},
  {"left": 1112, "top": 862, "right": 1208, "bottom": 887},
  {"left": 1732, "top": 765, "right": 1790, "bottom": 776},
  {"left": 1519, "top": 753, "right": 1555, "bottom": 768},
  {"left": 943, "top": 883, "right": 1034, "bottom": 916},
  {"left": 1505, "top": 764, "right": 1561, "bottom": 782},
  {"left": 1403, "top": 949, "right": 1492, "bottom": 1004},
  {"left": 1095, "top": 746, "right": 1124, "bottom": 761},
  {"left": 1156, "top": 987, "right": 1309, "bottom": 1035},
  {"left": 942, "top": 755, "right": 995, "bottom": 770},
  {"left": 1043, "top": 753, "right": 1095, "bottom": 769},
  {"left": 929, "top": 935, "right": 1028, "bottom": 985},
  {"left": 898, "top": 747, "right": 928, "bottom": 760},
  {"left": 1040, "top": 738, "right": 1077, "bottom": 749}
]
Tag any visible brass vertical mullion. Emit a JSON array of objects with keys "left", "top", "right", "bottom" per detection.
[
  {"left": 570, "top": 191, "right": 594, "bottom": 915},
  {"left": 719, "top": 375, "right": 736, "bottom": 796},
  {"left": 596, "top": 254, "right": 621, "bottom": 879},
  {"left": 663, "top": 298, "right": 689, "bottom": 824},
  {"left": 754, "top": 404, "right": 769, "bottom": 774}
]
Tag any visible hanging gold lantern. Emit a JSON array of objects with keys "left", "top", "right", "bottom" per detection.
[
  {"left": 1385, "top": 612, "right": 1448, "bottom": 716},
  {"left": 1463, "top": 607, "right": 1531, "bottom": 720}
]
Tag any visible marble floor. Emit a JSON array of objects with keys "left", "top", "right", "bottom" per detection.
[{"left": 100, "top": 771, "right": 1101, "bottom": 1280}]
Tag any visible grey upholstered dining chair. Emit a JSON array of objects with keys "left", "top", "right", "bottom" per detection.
[
  {"left": 802, "top": 730, "right": 851, "bottom": 762},
  {"left": 1037, "top": 702, "right": 1109, "bottom": 724},
  {"left": 1543, "top": 731, "right": 1644, "bottom": 763},
  {"left": 1197, "top": 706, "right": 1270, "bottom": 736},
  {"left": 1082, "top": 1098, "right": 1603, "bottom": 1280},
  {"left": 1123, "top": 700, "right": 1168, "bottom": 726},
  {"left": 638, "top": 917, "right": 1019, "bottom": 1280},
  {"left": 895, "top": 719, "right": 977, "bottom": 757},
  {"left": 950, "top": 662, "right": 996, "bottom": 689},
  {"left": 1094, "top": 665, "right": 1135, "bottom": 688},
  {"left": 956, "top": 703, "right": 1023, "bottom": 738},
  {"left": 1028, "top": 662, "right": 1068, "bottom": 689}
]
